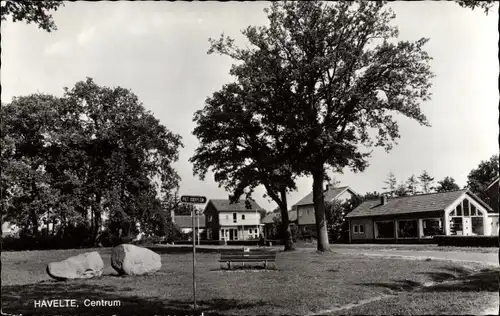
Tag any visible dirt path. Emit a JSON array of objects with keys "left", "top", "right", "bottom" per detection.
[{"left": 333, "top": 248, "right": 498, "bottom": 267}]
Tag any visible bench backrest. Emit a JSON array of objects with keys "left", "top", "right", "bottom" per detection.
[{"left": 220, "top": 250, "right": 276, "bottom": 260}]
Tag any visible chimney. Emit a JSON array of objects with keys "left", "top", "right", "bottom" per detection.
[{"left": 381, "top": 195, "right": 387, "bottom": 205}]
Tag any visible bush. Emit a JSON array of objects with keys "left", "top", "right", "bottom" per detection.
[
  {"left": 132, "top": 235, "right": 164, "bottom": 247},
  {"left": 297, "top": 226, "right": 317, "bottom": 241},
  {"left": 434, "top": 235, "right": 499, "bottom": 247},
  {"left": 264, "top": 239, "right": 284, "bottom": 246},
  {"left": 97, "top": 230, "right": 135, "bottom": 248},
  {"left": 226, "top": 240, "right": 259, "bottom": 246},
  {"left": 1, "top": 224, "right": 96, "bottom": 251},
  {"left": 173, "top": 240, "right": 225, "bottom": 246}
]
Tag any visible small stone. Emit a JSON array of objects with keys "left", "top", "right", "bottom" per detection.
[
  {"left": 47, "top": 252, "right": 104, "bottom": 280},
  {"left": 111, "top": 244, "right": 161, "bottom": 276}
]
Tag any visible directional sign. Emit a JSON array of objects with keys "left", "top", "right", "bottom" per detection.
[{"left": 181, "top": 195, "right": 207, "bottom": 204}]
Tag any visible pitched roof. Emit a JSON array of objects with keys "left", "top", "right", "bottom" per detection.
[
  {"left": 208, "top": 199, "right": 264, "bottom": 212},
  {"left": 261, "top": 210, "right": 297, "bottom": 224},
  {"left": 346, "top": 189, "right": 493, "bottom": 218},
  {"left": 293, "top": 186, "right": 353, "bottom": 207},
  {"left": 486, "top": 177, "right": 499, "bottom": 190},
  {"left": 174, "top": 215, "right": 206, "bottom": 228}
]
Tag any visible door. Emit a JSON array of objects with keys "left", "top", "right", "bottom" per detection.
[
  {"left": 229, "top": 229, "right": 234, "bottom": 241},
  {"left": 463, "top": 217, "right": 471, "bottom": 236}
]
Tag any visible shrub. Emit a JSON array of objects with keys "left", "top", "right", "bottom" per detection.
[
  {"left": 226, "top": 240, "right": 259, "bottom": 246},
  {"left": 173, "top": 240, "right": 224, "bottom": 246},
  {"left": 264, "top": 239, "right": 284, "bottom": 246},
  {"left": 1, "top": 224, "right": 96, "bottom": 251},
  {"left": 97, "top": 229, "right": 135, "bottom": 248},
  {"left": 434, "top": 235, "right": 499, "bottom": 247},
  {"left": 132, "top": 235, "right": 164, "bottom": 247}
]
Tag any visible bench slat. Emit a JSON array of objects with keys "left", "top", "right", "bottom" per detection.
[
  {"left": 220, "top": 258, "right": 276, "bottom": 261},
  {"left": 220, "top": 255, "right": 276, "bottom": 259},
  {"left": 221, "top": 253, "right": 276, "bottom": 256},
  {"left": 219, "top": 258, "right": 276, "bottom": 262}
]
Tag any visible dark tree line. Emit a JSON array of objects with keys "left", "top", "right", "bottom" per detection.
[
  {"left": 1, "top": 79, "right": 183, "bottom": 246},
  {"left": 380, "top": 156, "right": 499, "bottom": 199}
]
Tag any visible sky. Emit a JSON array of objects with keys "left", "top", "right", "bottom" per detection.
[{"left": 1, "top": 1, "right": 498, "bottom": 212}]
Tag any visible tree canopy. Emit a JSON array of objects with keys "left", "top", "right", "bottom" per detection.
[
  {"left": 454, "top": 0, "right": 495, "bottom": 15},
  {"left": 466, "top": 155, "right": 499, "bottom": 202},
  {"left": 1, "top": 1, "right": 64, "bottom": 32},
  {"left": 1, "top": 78, "right": 183, "bottom": 244},
  {"left": 203, "top": 1, "right": 434, "bottom": 251},
  {"left": 435, "top": 176, "right": 460, "bottom": 193}
]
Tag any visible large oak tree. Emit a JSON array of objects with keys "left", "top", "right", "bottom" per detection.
[
  {"left": 1, "top": 78, "right": 183, "bottom": 244},
  {"left": 1, "top": 1, "right": 64, "bottom": 32},
  {"left": 205, "top": 1, "right": 434, "bottom": 251}
]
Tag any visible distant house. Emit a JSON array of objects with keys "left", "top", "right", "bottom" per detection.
[
  {"left": 204, "top": 199, "right": 264, "bottom": 241},
  {"left": 292, "top": 185, "right": 358, "bottom": 231},
  {"left": 485, "top": 177, "right": 499, "bottom": 213},
  {"left": 173, "top": 215, "right": 206, "bottom": 235},
  {"left": 261, "top": 210, "right": 298, "bottom": 239},
  {"left": 346, "top": 189, "right": 499, "bottom": 243}
]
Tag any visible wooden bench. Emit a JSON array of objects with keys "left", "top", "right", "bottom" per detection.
[{"left": 218, "top": 248, "right": 276, "bottom": 270}]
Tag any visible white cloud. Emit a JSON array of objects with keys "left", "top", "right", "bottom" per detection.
[
  {"left": 44, "top": 40, "right": 72, "bottom": 57},
  {"left": 77, "top": 26, "right": 97, "bottom": 46}
]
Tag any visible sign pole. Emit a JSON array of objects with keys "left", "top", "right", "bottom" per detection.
[
  {"left": 180, "top": 195, "right": 206, "bottom": 313},
  {"left": 192, "top": 209, "right": 197, "bottom": 311}
]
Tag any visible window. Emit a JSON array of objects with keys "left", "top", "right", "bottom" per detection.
[
  {"left": 471, "top": 217, "right": 483, "bottom": 235},
  {"left": 422, "top": 219, "right": 442, "bottom": 237},
  {"left": 397, "top": 220, "right": 418, "bottom": 238},
  {"left": 242, "top": 214, "right": 245, "bottom": 220},
  {"left": 359, "top": 224, "right": 364, "bottom": 234},
  {"left": 471, "top": 204, "right": 477, "bottom": 216},
  {"left": 375, "top": 221, "right": 395, "bottom": 239},
  {"left": 233, "top": 213, "right": 237, "bottom": 223},
  {"left": 249, "top": 228, "right": 252, "bottom": 234},
  {"left": 450, "top": 217, "right": 463, "bottom": 235},
  {"left": 463, "top": 199, "right": 470, "bottom": 216},
  {"left": 207, "top": 215, "right": 212, "bottom": 222},
  {"left": 456, "top": 203, "right": 463, "bottom": 216},
  {"left": 353, "top": 225, "right": 359, "bottom": 233},
  {"left": 450, "top": 209, "right": 456, "bottom": 216}
]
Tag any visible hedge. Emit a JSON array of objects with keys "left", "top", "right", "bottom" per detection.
[
  {"left": 172, "top": 239, "right": 285, "bottom": 246},
  {"left": 434, "top": 235, "right": 499, "bottom": 247},
  {"left": 172, "top": 240, "right": 225, "bottom": 246}
]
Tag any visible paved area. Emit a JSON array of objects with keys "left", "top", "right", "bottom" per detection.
[
  {"left": 332, "top": 248, "right": 498, "bottom": 267},
  {"left": 161, "top": 243, "right": 498, "bottom": 266}
]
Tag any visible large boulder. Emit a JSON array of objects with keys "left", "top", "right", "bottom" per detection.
[
  {"left": 111, "top": 244, "right": 161, "bottom": 276},
  {"left": 46, "top": 251, "right": 104, "bottom": 280}
]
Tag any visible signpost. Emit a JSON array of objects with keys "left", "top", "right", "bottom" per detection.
[{"left": 180, "top": 195, "right": 207, "bottom": 312}]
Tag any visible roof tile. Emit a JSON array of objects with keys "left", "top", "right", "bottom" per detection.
[
  {"left": 293, "top": 186, "right": 350, "bottom": 207},
  {"left": 346, "top": 189, "right": 493, "bottom": 218}
]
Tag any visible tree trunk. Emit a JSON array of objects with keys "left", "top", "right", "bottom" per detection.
[
  {"left": 30, "top": 210, "right": 38, "bottom": 236},
  {"left": 279, "top": 187, "right": 295, "bottom": 251},
  {"left": 312, "top": 167, "right": 331, "bottom": 252},
  {"left": 91, "top": 193, "right": 102, "bottom": 245}
]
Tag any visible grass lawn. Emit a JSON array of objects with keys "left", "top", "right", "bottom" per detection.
[{"left": 2, "top": 246, "right": 498, "bottom": 315}]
